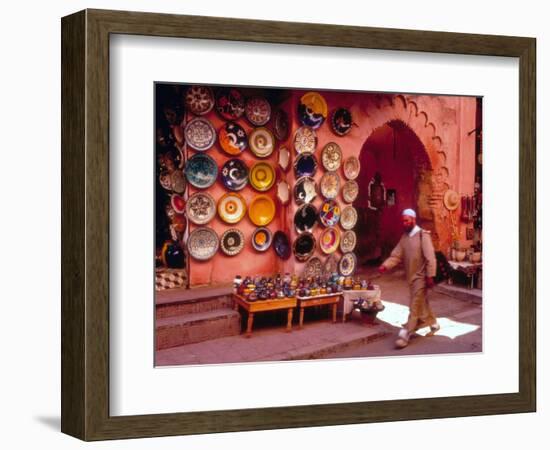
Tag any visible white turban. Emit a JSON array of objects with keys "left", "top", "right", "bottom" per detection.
[{"left": 402, "top": 208, "right": 416, "bottom": 218}]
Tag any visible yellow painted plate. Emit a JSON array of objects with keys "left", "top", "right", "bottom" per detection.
[
  {"left": 217, "top": 192, "right": 247, "bottom": 224},
  {"left": 249, "top": 161, "right": 276, "bottom": 192},
  {"left": 248, "top": 194, "right": 276, "bottom": 226}
]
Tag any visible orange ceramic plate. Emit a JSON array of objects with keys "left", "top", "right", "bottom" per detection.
[
  {"left": 248, "top": 194, "right": 276, "bottom": 226},
  {"left": 217, "top": 192, "right": 247, "bottom": 224},
  {"left": 319, "top": 227, "right": 341, "bottom": 254},
  {"left": 249, "top": 162, "right": 276, "bottom": 192}
]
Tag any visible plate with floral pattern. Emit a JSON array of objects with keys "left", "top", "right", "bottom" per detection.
[
  {"left": 245, "top": 97, "right": 271, "bottom": 126},
  {"left": 215, "top": 88, "right": 245, "bottom": 120},
  {"left": 184, "top": 117, "right": 216, "bottom": 152},
  {"left": 185, "top": 192, "right": 216, "bottom": 225},
  {"left": 321, "top": 142, "right": 342, "bottom": 171},
  {"left": 340, "top": 205, "right": 358, "bottom": 230},
  {"left": 293, "top": 126, "right": 317, "bottom": 154},
  {"left": 342, "top": 179, "right": 359, "bottom": 203},
  {"left": 220, "top": 229, "right": 245, "bottom": 256},
  {"left": 187, "top": 227, "right": 219, "bottom": 261},
  {"left": 318, "top": 199, "right": 341, "bottom": 227},
  {"left": 184, "top": 85, "right": 215, "bottom": 116},
  {"left": 320, "top": 171, "right": 340, "bottom": 199}
]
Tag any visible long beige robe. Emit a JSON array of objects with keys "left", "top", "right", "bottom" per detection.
[{"left": 382, "top": 229, "right": 437, "bottom": 333}]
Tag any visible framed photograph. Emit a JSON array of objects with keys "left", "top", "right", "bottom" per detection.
[{"left": 61, "top": 9, "right": 536, "bottom": 441}]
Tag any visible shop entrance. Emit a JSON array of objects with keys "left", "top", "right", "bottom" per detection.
[{"left": 355, "top": 120, "right": 433, "bottom": 267}]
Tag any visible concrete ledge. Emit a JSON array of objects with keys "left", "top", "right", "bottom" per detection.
[{"left": 155, "top": 284, "right": 233, "bottom": 306}]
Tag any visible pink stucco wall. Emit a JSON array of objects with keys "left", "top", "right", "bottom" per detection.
[{"left": 188, "top": 88, "right": 478, "bottom": 287}]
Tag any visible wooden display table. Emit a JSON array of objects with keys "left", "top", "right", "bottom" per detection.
[
  {"left": 296, "top": 293, "right": 341, "bottom": 328},
  {"left": 233, "top": 294, "right": 297, "bottom": 338}
]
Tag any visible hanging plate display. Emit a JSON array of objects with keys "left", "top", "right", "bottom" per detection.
[
  {"left": 184, "top": 85, "right": 215, "bottom": 116},
  {"left": 249, "top": 127, "right": 276, "bottom": 158},
  {"left": 343, "top": 156, "right": 361, "bottom": 180},
  {"left": 293, "top": 176, "right": 317, "bottom": 205},
  {"left": 273, "top": 231, "right": 291, "bottom": 260},
  {"left": 248, "top": 194, "right": 276, "bottom": 226},
  {"left": 187, "top": 227, "right": 219, "bottom": 261},
  {"left": 319, "top": 227, "right": 341, "bottom": 254},
  {"left": 323, "top": 254, "right": 338, "bottom": 276},
  {"left": 331, "top": 107, "right": 353, "bottom": 136},
  {"left": 249, "top": 162, "right": 276, "bottom": 192},
  {"left": 245, "top": 97, "right": 272, "bottom": 126},
  {"left": 273, "top": 109, "right": 290, "bottom": 141},
  {"left": 276, "top": 180, "right": 290, "bottom": 206},
  {"left": 340, "top": 230, "right": 357, "bottom": 253},
  {"left": 170, "top": 194, "right": 186, "bottom": 214},
  {"left": 185, "top": 192, "right": 216, "bottom": 225},
  {"left": 217, "top": 192, "right": 247, "bottom": 224},
  {"left": 293, "top": 232, "right": 316, "bottom": 262},
  {"left": 218, "top": 121, "right": 248, "bottom": 155},
  {"left": 220, "top": 158, "right": 248, "bottom": 191},
  {"left": 294, "top": 203, "right": 318, "bottom": 233},
  {"left": 184, "top": 153, "right": 218, "bottom": 189},
  {"left": 342, "top": 179, "right": 359, "bottom": 203},
  {"left": 215, "top": 88, "right": 245, "bottom": 120},
  {"left": 321, "top": 142, "right": 343, "bottom": 171},
  {"left": 302, "top": 256, "right": 323, "bottom": 279},
  {"left": 220, "top": 229, "right": 245, "bottom": 256},
  {"left": 340, "top": 205, "right": 358, "bottom": 230},
  {"left": 184, "top": 117, "right": 216, "bottom": 152},
  {"left": 294, "top": 152, "right": 318, "bottom": 178},
  {"left": 298, "top": 91, "right": 328, "bottom": 129},
  {"left": 170, "top": 170, "right": 186, "bottom": 194},
  {"left": 278, "top": 146, "right": 290, "bottom": 172},
  {"left": 251, "top": 227, "right": 273, "bottom": 252},
  {"left": 293, "top": 126, "right": 317, "bottom": 154},
  {"left": 319, "top": 200, "right": 341, "bottom": 227},
  {"left": 320, "top": 171, "right": 340, "bottom": 199},
  {"left": 339, "top": 252, "right": 357, "bottom": 276}
]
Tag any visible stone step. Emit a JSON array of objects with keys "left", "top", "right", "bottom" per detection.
[
  {"left": 434, "top": 283, "right": 482, "bottom": 304},
  {"left": 156, "top": 285, "right": 234, "bottom": 318},
  {"left": 156, "top": 308, "right": 241, "bottom": 350}
]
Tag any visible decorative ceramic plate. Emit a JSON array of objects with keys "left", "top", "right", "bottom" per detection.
[
  {"left": 187, "top": 227, "right": 219, "bottom": 261},
  {"left": 220, "top": 158, "right": 249, "bottom": 191},
  {"left": 217, "top": 192, "right": 247, "bottom": 224},
  {"left": 293, "top": 126, "right": 317, "bottom": 154},
  {"left": 273, "top": 231, "right": 291, "bottom": 260},
  {"left": 185, "top": 85, "right": 215, "bottom": 116},
  {"left": 251, "top": 227, "right": 273, "bottom": 252},
  {"left": 278, "top": 146, "right": 290, "bottom": 172},
  {"left": 342, "top": 179, "right": 359, "bottom": 203},
  {"left": 339, "top": 252, "right": 357, "bottom": 276},
  {"left": 331, "top": 107, "right": 353, "bottom": 136},
  {"left": 170, "top": 194, "right": 186, "bottom": 214},
  {"left": 158, "top": 147, "right": 184, "bottom": 171},
  {"left": 293, "top": 176, "right": 317, "bottom": 205},
  {"left": 159, "top": 170, "right": 172, "bottom": 191},
  {"left": 220, "top": 229, "right": 245, "bottom": 256},
  {"left": 245, "top": 97, "right": 271, "bottom": 126},
  {"left": 302, "top": 256, "right": 323, "bottom": 278},
  {"left": 218, "top": 121, "right": 248, "bottom": 155},
  {"left": 293, "top": 232, "right": 316, "bottom": 261},
  {"left": 276, "top": 180, "right": 290, "bottom": 206},
  {"left": 294, "top": 152, "right": 318, "bottom": 179},
  {"left": 184, "top": 153, "right": 218, "bottom": 189},
  {"left": 340, "top": 230, "right": 357, "bottom": 253},
  {"left": 248, "top": 194, "right": 276, "bottom": 226},
  {"left": 294, "top": 203, "right": 318, "bottom": 233},
  {"left": 340, "top": 205, "right": 358, "bottom": 230},
  {"left": 319, "top": 200, "right": 341, "bottom": 227},
  {"left": 319, "top": 227, "right": 341, "bottom": 254},
  {"left": 184, "top": 117, "right": 216, "bottom": 152},
  {"left": 323, "top": 254, "right": 338, "bottom": 276},
  {"left": 321, "top": 142, "right": 342, "bottom": 171},
  {"left": 298, "top": 92, "right": 328, "bottom": 129},
  {"left": 249, "top": 127, "right": 276, "bottom": 158},
  {"left": 215, "top": 88, "right": 245, "bottom": 120},
  {"left": 185, "top": 192, "right": 216, "bottom": 225},
  {"left": 249, "top": 162, "right": 276, "bottom": 192},
  {"left": 273, "top": 109, "right": 290, "bottom": 141},
  {"left": 170, "top": 170, "right": 186, "bottom": 194},
  {"left": 320, "top": 171, "right": 340, "bottom": 199},
  {"left": 343, "top": 156, "right": 361, "bottom": 180}
]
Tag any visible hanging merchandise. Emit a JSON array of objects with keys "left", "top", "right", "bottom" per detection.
[
  {"left": 321, "top": 142, "right": 343, "bottom": 171},
  {"left": 184, "top": 153, "right": 218, "bottom": 189},
  {"left": 218, "top": 121, "right": 248, "bottom": 155},
  {"left": 251, "top": 227, "right": 273, "bottom": 252},
  {"left": 185, "top": 192, "right": 216, "bottom": 225},
  {"left": 249, "top": 162, "right": 276, "bottom": 192},
  {"left": 294, "top": 203, "right": 318, "bottom": 233},
  {"left": 248, "top": 194, "right": 276, "bottom": 226},
  {"left": 293, "top": 126, "right": 317, "bottom": 154},
  {"left": 220, "top": 229, "right": 245, "bottom": 256},
  {"left": 249, "top": 127, "right": 276, "bottom": 158},
  {"left": 298, "top": 92, "right": 328, "bottom": 129},
  {"left": 339, "top": 252, "right": 357, "bottom": 276},
  {"left": 293, "top": 232, "right": 316, "bottom": 261},
  {"left": 319, "top": 227, "right": 341, "bottom": 254},
  {"left": 273, "top": 109, "right": 290, "bottom": 141},
  {"left": 343, "top": 156, "right": 361, "bottom": 180},
  {"left": 302, "top": 256, "right": 323, "bottom": 278},
  {"left": 330, "top": 107, "right": 354, "bottom": 136},
  {"left": 320, "top": 171, "right": 340, "bottom": 199},
  {"left": 218, "top": 192, "right": 247, "bottom": 224},
  {"left": 187, "top": 227, "right": 219, "bottom": 261},
  {"left": 294, "top": 152, "right": 318, "bottom": 178},
  {"left": 340, "top": 205, "right": 358, "bottom": 230},
  {"left": 340, "top": 230, "right": 357, "bottom": 253},
  {"left": 245, "top": 97, "right": 272, "bottom": 126},
  {"left": 184, "top": 85, "right": 215, "bottom": 116},
  {"left": 342, "top": 180, "right": 359, "bottom": 203},
  {"left": 319, "top": 199, "right": 341, "bottom": 227},
  {"left": 293, "top": 176, "right": 318, "bottom": 205},
  {"left": 273, "top": 231, "right": 291, "bottom": 260},
  {"left": 184, "top": 117, "right": 217, "bottom": 152},
  {"left": 215, "top": 87, "right": 245, "bottom": 120},
  {"left": 220, "top": 158, "right": 249, "bottom": 191}
]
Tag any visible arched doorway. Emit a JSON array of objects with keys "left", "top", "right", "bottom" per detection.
[{"left": 355, "top": 120, "right": 433, "bottom": 266}]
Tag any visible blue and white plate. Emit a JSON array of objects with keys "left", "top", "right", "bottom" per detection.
[{"left": 184, "top": 153, "right": 218, "bottom": 189}]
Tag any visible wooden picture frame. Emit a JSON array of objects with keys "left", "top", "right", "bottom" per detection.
[{"left": 61, "top": 9, "right": 536, "bottom": 441}]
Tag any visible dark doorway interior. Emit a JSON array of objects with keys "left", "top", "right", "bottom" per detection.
[{"left": 355, "top": 120, "right": 432, "bottom": 267}]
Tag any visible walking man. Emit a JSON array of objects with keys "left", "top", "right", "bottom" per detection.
[{"left": 378, "top": 208, "right": 440, "bottom": 348}]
